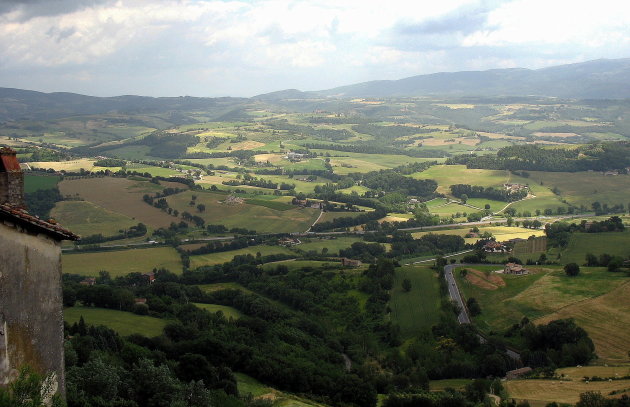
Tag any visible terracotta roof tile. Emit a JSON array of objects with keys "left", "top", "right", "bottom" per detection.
[{"left": 0, "top": 203, "right": 79, "bottom": 241}]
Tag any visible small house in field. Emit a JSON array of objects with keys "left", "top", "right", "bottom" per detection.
[
  {"left": 504, "top": 263, "right": 528, "bottom": 275},
  {"left": 80, "top": 277, "right": 97, "bottom": 286},
  {"left": 506, "top": 366, "right": 533, "bottom": 380},
  {"left": 143, "top": 272, "right": 156, "bottom": 284},
  {"left": 341, "top": 258, "right": 362, "bottom": 267}
]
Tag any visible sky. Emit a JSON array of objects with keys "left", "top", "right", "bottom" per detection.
[{"left": 0, "top": 0, "right": 629, "bottom": 97}]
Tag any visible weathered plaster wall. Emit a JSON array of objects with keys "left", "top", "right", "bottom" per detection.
[{"left": 0, "top": 221, "right": 65, "bottom": 392}]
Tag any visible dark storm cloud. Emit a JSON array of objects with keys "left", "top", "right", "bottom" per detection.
[{"left": 0, "top": 0, "right": 109, "bottom": 20}]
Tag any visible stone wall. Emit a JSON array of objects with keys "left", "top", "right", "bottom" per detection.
[{"left": 0, "top": 222, "right": 65, "bottom": 393}]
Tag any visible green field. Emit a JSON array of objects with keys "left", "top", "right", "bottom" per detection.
[
  {"left": 389, "top": 266, "right": 442, "bottom": 338},
  {"left": 295, "top": 236, "right": 362, "bottom": 255},
  {"left": 63, "top": 247, "right": 183, "bottom": 277},
  {"left": 193, "top": 303, "right": 242, "bottom": 319},
  {"left": 51, "top": 200, "right": 138, "bottom": 237},
  {"left": 64, "top": 305, "right": 167, "bottom": 337},
  {"left": 412, "top": 165, "right": 510, "bottom": 194},
  {"left": 189, "top": 245, "right": 294, "bottom": 268},
  {"left": 24, "top": 174, "right": 60, "bottom": 193},
  {"left": 454, "top": 265, "right": 630, "bottom": 360},
  {"left": 559, "top": 230, "right": 630, "bottom": 265},
  {"left": 527, "top": 171, "right": 630, "bottom": 207}
]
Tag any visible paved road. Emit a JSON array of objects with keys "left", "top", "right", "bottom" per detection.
[
  {"left": 444, "top": 263, "right": 522, "bottom": 360},
  {"left": 444, "top": 264, "right": 471, "bottom": 324}
]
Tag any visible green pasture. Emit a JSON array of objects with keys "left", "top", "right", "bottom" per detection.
[
  {"left": 389, "top": 266, "right": 442, "bottom": 338},
  {"left": 24, "top": 174, "right": 60, "bottom": 193},
  {"left": 465, "top": 198, "right": 506, "bottom": 212},
  {"left": 454, "top": 265, "right": 626, "bottom": 333},
  {"left": 64, "top": 305, "right": 167, "bottom": 337},
  {"left": 559, "top": 231, "right": 630, "bottom": 265},
  {"left": 189, "top": 245, "right": 294, "bottom": 268},
  {"left": 193, "top": 303, "right": 242, "bottom": 319},
  {"left": 527, "top": 171, "right": 630, "bottom": 207},
  {"left": 412, "top": 165, "right": 510, "bottom": 194},
  {"left": 63, "top": 247, "right": 182, "bottom": 277},
  {"left": 235, "top": 373, "right": 328, "bottom": 407},
  {"left": 51, "top": 200, "right": 138, "bottom": 237}
]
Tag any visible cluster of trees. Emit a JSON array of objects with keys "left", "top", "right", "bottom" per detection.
[
  {"left": 520, "top": 319, "right": 596, "bottom": 367},
  {"left": 94, "top": 158, "right": 126, "bottom": 167},
  {"left": 134, "top": 132, "right": 200, "bottom": 159},
  {"left": 447, "top": 142, "right": 630, "bottom": 172},
  {"left": 266, "top": 119, "right": 355, "bottom": 141},
  {"left": 78, "top": 223, "right": 147, "bottom": 245},
  {"left": 584, "top": 253, "right": 629, "bottom": 271},
  {"left": 310, "top": 208, "right": 387, "bottom": 232},
  {"left": 386, "top": 232, "right": 466, "bottom": 258},
  {"left": 185, "top": 237, "right": 263, "bottom": 256},
  {"left": 581, "top": 216, "right": 625, "bottom": 232},
  {"left": 450, "top": 184, "right": 527, "bottom": 202},
  {"left": 25, "top": 186, "right": 63, "bottom": 218},
  {"left": 302, "top": 142, "right": 448, "bottom": 158},
  {"left": 339, "top": 242, "right": 387, "bottom": 261}
]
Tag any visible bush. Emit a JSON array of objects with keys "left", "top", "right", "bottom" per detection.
[{"left": 564, "top": 263, "right": 580, "bottom": 277}]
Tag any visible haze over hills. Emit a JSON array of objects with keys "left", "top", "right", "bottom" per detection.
[
  {"left": 1, "top": 58, "right": 629, "bottom": 122},
  {"left": 258, "top": 58, "right": 630, "bottom": 100}
]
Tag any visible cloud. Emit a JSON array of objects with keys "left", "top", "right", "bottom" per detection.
[{"left": 0, "top": 0, "right": 628, "bottom": 97}]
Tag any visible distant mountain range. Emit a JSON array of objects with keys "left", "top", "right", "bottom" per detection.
[
  {"left": 1, "top": 58, "right": 629, "bottom": 122},
  {"left": 256, "top": 58, "right": 630, "bottom": 100}
]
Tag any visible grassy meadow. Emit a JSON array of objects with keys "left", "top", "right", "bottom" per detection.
[
  {"left": 24, "top": 174, "right": 60, "bottom": 192},
  {"left": 64, "top": 305, "right": 167, "bottom": 337},
  {"left": 165, "top": 190, "right": 320, "bottom": 233},
  {"left": 51, "top": 200, "right": 138, "bottom": 237},
  {"left": 454, "top": 266, "right": 630, "bottom": 360},
  {"left": 63, "top": 247, "right": 182, "bottom": 277},
  {"left": 559, "top": 231, "right": 630, "bottom": 265},
  {"left": 59, "top": 177, "right": 186, "bottom": 229},
  {"left": 389, "top": 266, "right": 442, "bottom": 338},
  {"left": 189, "top": 245, "right": 294, "bottom": 268}
]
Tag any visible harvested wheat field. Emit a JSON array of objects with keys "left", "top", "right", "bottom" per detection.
[
  {"left": 535, "top": 281, "right": 630, "bottom": 362},
  {"left": 59, "top": 177, "right": 186, "bottom": 228},
  {"left": 506, "top": 378, "right": 630, "bottom": 406}
]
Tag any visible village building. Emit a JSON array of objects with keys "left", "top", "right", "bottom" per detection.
[
  {"left": 504, "top": 263, "right": 528, "bottom": 275},
  {"left": 0, "top": 147, "right": 78, "bottom": 394},
  {"left": 143, "top": 271, "right": 156, "bottom": 284},
  {"left": 341, "top": 258, "right": 362, "bottom": 267},
  {"left": 483, "top": 241, "right": 508, "bottom": 253},
  {"left": 503, "top": 183, "right": 529, "bottom": 193},
  {"left": 79, "top": 277, "right": 97, "bottom": 286},
  {"left": 279, "top": 237, "right": 301, "bottom": 247}
]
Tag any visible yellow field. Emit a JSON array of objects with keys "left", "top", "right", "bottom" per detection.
[
  {"left": 536, "top": 281, "right": 630, "bottom": 362},
  {"left": 230, "top": 141, "right": 265, "bottom": 150},
  {"left": 59, "top": 177, "right": 185, "bottom": 228},
  {"left": 29, "top": 159, "right": 97, "bottom": 171},
  {"left": 421, "top": 137, "right": 479, "bottom": 146},
  {"left": 254, "top": 153, "right": 284, "bottom": 163},
  {"left": 411, "top": 226, "right": 544, "bottom": 244},
  {"left": 506, "top": 379, "right": 630, "bottom": 406}
]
